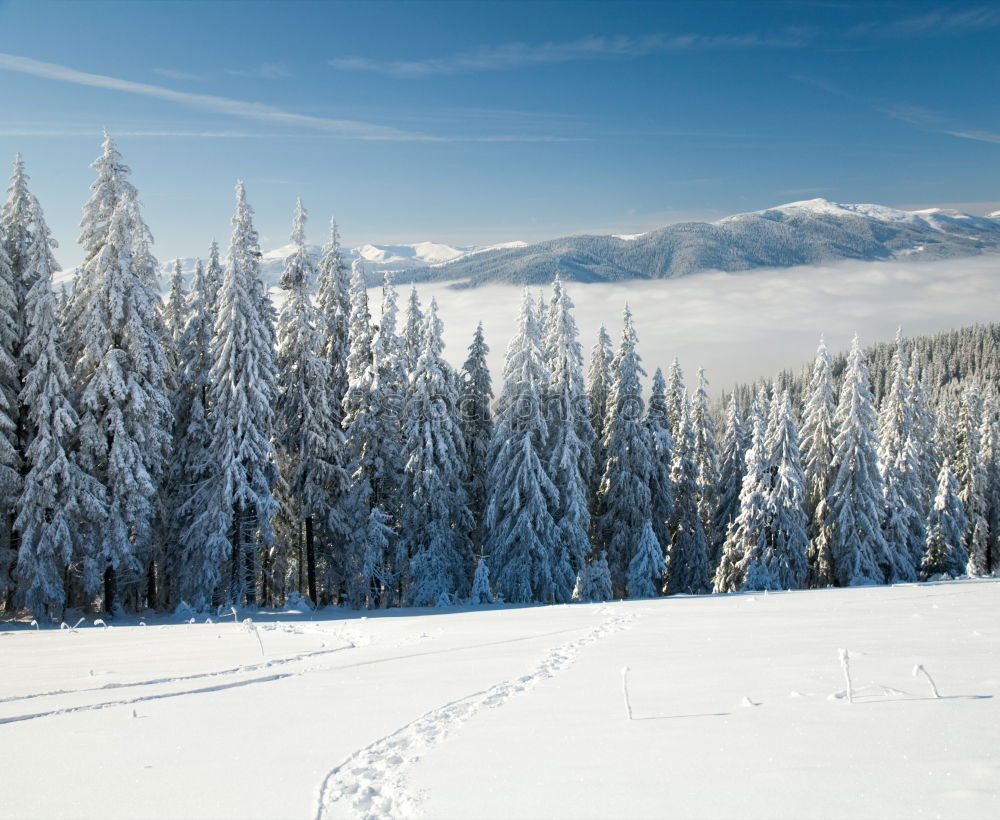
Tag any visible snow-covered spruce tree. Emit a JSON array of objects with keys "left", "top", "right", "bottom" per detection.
[
  {"left": 586, "top": 323, "right": 614, "bottom": 511},
  {"left": 665, "top": 358, "right": 686, "bottom": 443},
  {"left": 666, "top": 395, "right": 710, "bottom": 595},
  {"left": 712, "top": 393, "right": 745, "bottom": 568},
  {"left": 596, "top": 306, "right": 653, "bottom": 596},
  {"left": 204, "top": 240, "right": 223, "bottom": 321},
  {"left": 906, "top": 359, "right": 938, "bottom": 515},
  {"left": 876, "top": 330, "right": 923, "bottom": 580},
  {"left": 921, "top": 460, "right": 968, "bottom": 579},
  {"left": 543, "top": 277, "right": 595, "bottom": 596},
  {"left": 800, "top": 336, "right": 836, "bottom": 585},
  {"left": 978, "top": 396, "right": 1000, "bottom": 574},
  {"left": 275, "top": 200, "right": 351, "bottom": 604},
  {"left": 715, "top": 402, "right": 769, "bottom": 593},
  {"left": 13, "top": 196, "right": 104, "bottom": 619},
  {"left": 470, "top": 556, "right": 493, "bottom": 604},
  {"left": 402, "top": 286, "right": 425, "bottom": 374},
  {"left": 645, "top": 367, "right": 675, "bottom": 558},
  {"left": 955, "top": 388, "right": 990, "bottom": 575},
  {"left": 169, "top": 258, "right": 228, "bottom": 611},
  {"left": 587, "top": 324, "right": 613, "bottom": 444},
  {"left": 342, "top": 259, "right": 374, "bottom": 434},
  {"left": 70, "top": 135, "right": 172, "bottom": 612},
  {"left": 163, "top": 258, "right": 186, "bottom": 351},
  {"left": 691, "top": 367, "right": 720, "bottom": 547},
  {"left": 400, "top": 300, "right": 473, "bottom": 606},
  {"left": 626, "top": 519, "right": 666, "bottom": 599},
  {"left": 459, "top": 322, "right": 493, "bottom": 548},
  {"left": 484, "top": 291, "right": 558, "bottom": 603},
  {"left": 348, "top": 504, "right": 392, "bottom": 609},
  {"left": 368, "top": 274, "right": 408, "bottom": 517},
  {"left": 315, "top": 218, "right": 351, "bottom": 429},
  {"left": 819, "top": 336, "right": 889, "bottom": 587},
  {"left": 574, "top": 550, "right": 613, "bottom": 602},
  {"left": 762, "top": 391, "right": 810, "bottom": 590},
  {"left": 208, "top": 181, "right": 279, "bottom": 606},
  {"left": 0, "top": 241, "right": 18, "bottom": 599}
]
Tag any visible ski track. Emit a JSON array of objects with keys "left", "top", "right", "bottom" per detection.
[
  {"left": 313, "top": 612, "right": 635, "bottom": 820},
  {"left": 0, "top": 644, "right": 355, "bottom": 706}
]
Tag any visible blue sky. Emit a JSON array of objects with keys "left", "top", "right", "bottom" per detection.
[{"left": 1, "top": 0, "right": 998, "bottom": 268}]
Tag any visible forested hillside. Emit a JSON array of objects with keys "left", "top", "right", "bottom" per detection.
[{"left": 2, "top": 138, "right": 998, "bottom": 621}]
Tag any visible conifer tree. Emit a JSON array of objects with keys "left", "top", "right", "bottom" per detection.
[
  {"left": 275, "top": 200, "right": 350, "bottom": 603},
  {"left": 819, "top": 336, "right": 889, "bottom": 587},
  {"left": 626, "top": 519, "right": 665, "bottom": 599},
  {"left": 170, "top": 257, "right": 227, "bottom": 610},
  {"left": 800, "top": 336, "right": 836, "bottom": 584},
  {"left": 978, "top": 396, "right": 1000, "bottom": 574},
  {"left": 315, "top": 219, "right": 352, "bottom": 428},
  {"left": 645, "top": 368, "right": 675, "bottom": 558},
  {"left": 713, "top": 393, "right": 745, "bottom": 567},
  {"left": 574, "top": 551, "right": 613, "bottom": 602},
  {"left": 715, "top": 402, "right": 768, "bottom": 593},
  {"left": 14, "top": 195, "right": 104, "bottom": 618},
  {"left": 460, "top": 322, "right": 493, "bottom": 547},
  {"left": 543, "top": 277, "right": 594, "bottom": 598},
  {"left": 587, "top": 324, "right": 613, "bottom": 444},
  {"left": 906, "top": 359, "right": 938, "bottom": 514},
  {"left": 877, "top": 331, "right": 923, "bottom": 579},
  {"left": 586, "top": 323, "right": 614, "bottom": 509},
  {"left": 691, "top": 367, "right": 720, "bottom": 545},
  {"left": 402, "top": 286, "right": 425, "bottom": 373},
  {"left": 400, "top": 300, "right": 473, "bottom": 605},
  {"left": 666, "top": 358, "right": 686, "bottom": 442},
  {"left": 368, "top": 274, "right": 407, "bottom": 515},
  {"left": 484, "top": 292, "right": 558, "bottom": 603},
  {"left": 470, "top": 556, "right": 493, "bottom": 604},
  {"left": 762, "top": 391, "right": 810, "bottom": 589},
  {"left": 208, "top": 181, "right": 279, "bottom": 606},
  {"left": 597, "top": 307, "right": 653, "bottom": 595},
  {"left": 70, "top": 135, "right": 172, "bottom": 611},
  {"left": 164, "top": 259, "right": 186, "bottom": 350},
  {"left": 921, "top": 460, "right": 968, "bottom": 579},
  {"left": 955, "top": 388, "right": 990, "bottom": 575},
  {"left": 204, "top": 240, "right": 223, "bottom": 320},
  {"left": 666, "top": 396, "right": 711, "bottom": 594}
]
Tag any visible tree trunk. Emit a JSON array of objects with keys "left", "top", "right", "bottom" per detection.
[
  {"left": 103, "top": 565, "right": 117, "bottom": 615},
  {"left": 305, "top": 515, "right": 317, "bottom": 603}
]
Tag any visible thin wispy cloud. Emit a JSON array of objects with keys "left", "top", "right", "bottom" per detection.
[
  {"left": 224, "top": 62, "right": 290, "bottom": 79},
  {"left": 0, "top": 54, "right": 586, "bottom": 143},
  {"left": 0, "top": 127, "right": 281, "bottom": 138},
  {"left": 330, "top": 30, "right": 812, "bottom": 77},
  {"left": 853, "top": 5, "right": 1000, "bottom": 38},
  {"left": 152, "top": 68, "right": 206, "bottom": 82},
  {"left": 0, "top": 53, "right": 413, "bottom": 140},
  {"left": 883, "top": 103, "right": 1000, "bottom": 145},
  {"left": 154, "top": 63, "right": 291, "bottom": 82}
]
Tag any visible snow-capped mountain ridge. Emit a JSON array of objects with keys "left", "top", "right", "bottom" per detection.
[{"left": 393, "top": 197, "right": 1000, "bottom": 287}]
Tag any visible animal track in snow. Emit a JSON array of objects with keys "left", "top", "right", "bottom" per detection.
[{"left": 314, "top": 612, "right": 635, "bottom": 820}]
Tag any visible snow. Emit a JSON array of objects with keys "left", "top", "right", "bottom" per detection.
[
  {"left": 2, "top": 580, "right": 998, "bottom": 819},
  {"left": 612, "top": 232, "right": 647, "bottom": 241}
]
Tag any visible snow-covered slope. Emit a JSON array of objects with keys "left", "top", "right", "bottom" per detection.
[
  {"left": 393, "top": 198, "right": 1000, "bottom": 287},
  {"left": 1, "top": 580, "right": 997, "bottom": 819}
]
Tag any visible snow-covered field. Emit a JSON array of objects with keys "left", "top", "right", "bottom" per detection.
[{"left": 2, "top": 580, "right": 998, "bottom": 819}]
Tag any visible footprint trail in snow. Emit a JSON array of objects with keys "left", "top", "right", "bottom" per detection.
[{"left": 314, "top": 612, "right": 635, "bottom": 820}]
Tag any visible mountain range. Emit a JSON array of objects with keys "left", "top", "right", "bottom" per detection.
[
  {"left": 391, "top": 199, "right": 1000, "bottom": 288},
  {"left": 59, "top": 198, "right": 1000, "bottom": 291}
]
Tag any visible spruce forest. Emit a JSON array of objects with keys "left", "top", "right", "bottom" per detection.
[{"left": 3, "top": 136, "right": 998, "bottom": 621}]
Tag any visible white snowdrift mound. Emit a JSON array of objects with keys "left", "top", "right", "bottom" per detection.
[{"left": 2, "top": 580, "right": 998, "bottom": 819}]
